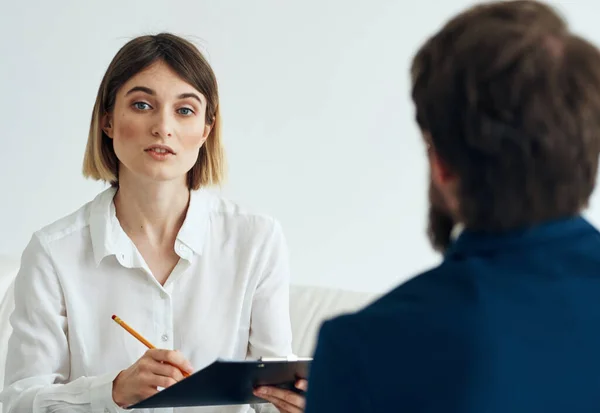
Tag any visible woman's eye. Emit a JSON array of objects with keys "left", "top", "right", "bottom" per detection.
[
  {"left": 133, "top": 102, "right": 151, "bottom": 110},
  {"left": 178, "top": 107, "right": 194, "bottom": 116}
]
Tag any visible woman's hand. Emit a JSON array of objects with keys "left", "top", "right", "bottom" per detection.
[
  {"left": 253, "top": 379, "right": 308, "bottom": 413},
  {"left": 112, "top": 349, "right": 193, "bottom": 408}
]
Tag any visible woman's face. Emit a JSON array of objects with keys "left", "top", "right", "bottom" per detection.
[{"left": 103, "top": 60, "right": 212, "bottom": 186}]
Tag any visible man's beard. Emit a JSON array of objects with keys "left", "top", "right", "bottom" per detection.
[{"left": 427, "top": 182, "right": 456, "bottom": 253}]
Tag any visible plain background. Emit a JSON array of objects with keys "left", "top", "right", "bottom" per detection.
[{"left": 2, "top": 0, "right": 600, "bottom": 293}]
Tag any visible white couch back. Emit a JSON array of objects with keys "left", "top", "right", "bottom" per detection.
[
  {"left": 289, "top": 284, "right": 376, "bottom": 356},
  {"left": 0, "top": 256, "right": 376, "bottom": 395}
]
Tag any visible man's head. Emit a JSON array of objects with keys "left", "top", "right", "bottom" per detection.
[{"left": 411, "top": 0, "right": 600, "bottom": 253}]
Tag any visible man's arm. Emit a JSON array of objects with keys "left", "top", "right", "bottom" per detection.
[{"left": 305, "top": 288, "right": 479, "bottom": 413}]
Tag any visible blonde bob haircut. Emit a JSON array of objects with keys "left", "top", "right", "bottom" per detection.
[{"left": 83, "top": 33, "right": 225, "bottom": 189}]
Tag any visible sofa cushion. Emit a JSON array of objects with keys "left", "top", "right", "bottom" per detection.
[{"left": 289, "top": 284, "right": 377, "bottom": 357}]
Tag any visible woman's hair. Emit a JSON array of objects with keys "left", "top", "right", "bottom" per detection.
[{"left": 82, "top": 33, "right": 225, "bottom": 189}]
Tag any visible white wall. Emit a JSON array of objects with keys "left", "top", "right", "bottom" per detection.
[{"left": 1, "top": 0, "right": 600, "bottom": 293}]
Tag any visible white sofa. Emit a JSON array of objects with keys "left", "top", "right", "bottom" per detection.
[{"left": 0, "top": 254, "right": 377, "bottom": 407}]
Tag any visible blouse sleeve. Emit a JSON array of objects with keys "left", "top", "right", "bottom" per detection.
[
  {"left": 246, "top": 220, "right": 294, "bottom": 359},
  {"left": 0, "top": 233, "right": 127, "bottom": 413}
]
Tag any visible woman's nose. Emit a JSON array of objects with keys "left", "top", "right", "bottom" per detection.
[{"left": 151, "top": 113, "right": 173, "bottom": 138}]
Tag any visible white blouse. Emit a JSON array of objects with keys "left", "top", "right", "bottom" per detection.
[{"left": 0, "top": 187, "right": 293, "bottom": 413}]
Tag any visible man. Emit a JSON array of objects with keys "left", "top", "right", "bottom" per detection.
[{"left": 305, "top": 1, "right": 600, "bottom": 412}]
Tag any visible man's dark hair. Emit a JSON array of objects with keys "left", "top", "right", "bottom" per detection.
[{"left": 412, "top": 0, "right": 600, "bottom": 232}]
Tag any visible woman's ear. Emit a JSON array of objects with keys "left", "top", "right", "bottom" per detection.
[
  {"left": 202, "top": 117, "right": 214, "bottom": 142},
  {"left": 102, "top": 113, "right": 114, "bottom": 138}
]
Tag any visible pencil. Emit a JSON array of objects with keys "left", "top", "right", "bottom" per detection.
[{"left": 111, "top": 314, "right": 190, "bottom": 377}]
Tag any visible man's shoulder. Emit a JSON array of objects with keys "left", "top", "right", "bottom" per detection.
[
  {"left": 366, "top": 261, "right": 477, "bottom": 315},
  {"left": 310, "top": 266, "right": 487, "bottom": 412},
  {"left": 320, "top": 262, "right": 482, "bottom": 349}
]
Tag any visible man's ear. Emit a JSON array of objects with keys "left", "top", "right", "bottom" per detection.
[
  {"left": 102, "top": 113, "right": 113, "bottom": 139},
  {"left": 430, "top": 150, "right": 461, "bottom": 216},
  {"left": 430, "top": 150, "right": 456, "bottom": 188}
]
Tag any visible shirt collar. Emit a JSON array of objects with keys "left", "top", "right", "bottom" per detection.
[
  {"left": 89, "top": 187, "right": 122, "bottom": 266},
  {"left": 176, "top": 188, "right": 212, "bottom": 258},
  {"left": 451, "top": 223, "right": 464, "bottom": 240},
  {"left": 89, "top": 187, "right": 213, "bottom": 266},
  {"left": 444, "top": 215, "right": 594, "bottom": 259}
]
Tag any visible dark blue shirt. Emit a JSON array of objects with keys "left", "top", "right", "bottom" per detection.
[{"left": 305, "top": 216, "right": 600, "bottom": 412}]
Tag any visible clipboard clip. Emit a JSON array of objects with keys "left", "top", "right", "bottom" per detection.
[
  {"left": 258, "top": 355, "right": 312, "bottom": 363},
  {"left": 259, "top": 355, "right": 299, "bottom": 362}
]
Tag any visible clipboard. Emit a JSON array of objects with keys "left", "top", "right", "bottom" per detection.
[{"left": 130, "top": 356, "right": 312, "bottom": 409}]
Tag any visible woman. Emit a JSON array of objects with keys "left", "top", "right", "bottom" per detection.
[{"left": 0, "top": 33, "right": 306, "bottom": 413}]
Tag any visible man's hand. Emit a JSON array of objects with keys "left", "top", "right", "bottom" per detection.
[{"left": 253, "top": 379, "right": 308, "bottom": 413}]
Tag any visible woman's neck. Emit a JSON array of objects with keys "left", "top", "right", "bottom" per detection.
[{"left": 113, "top": 176, "right": 190, "bottom": 248}]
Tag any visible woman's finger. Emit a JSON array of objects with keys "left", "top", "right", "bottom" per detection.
[
  {"left": 295, "top": 379, "right": 308, "bottom": 392},
  {"left": 254, "top": 387, "right": 305, "bottom": 412},
  {"left": 259, "top": 394, "right": 303, "bottom": 413},
  {"left": 147, "top": 349, "right": 193, "bottom": 374},
  {"left": 150, "top": 361, "right": 185, "bottom": 382},
  {"left": 150, "top": 374, "right": 178, "bottom": 390}
]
